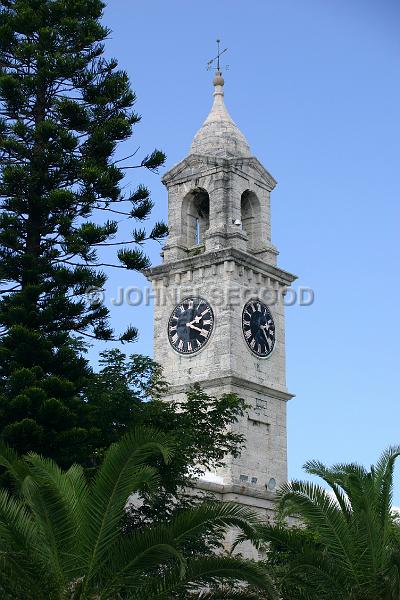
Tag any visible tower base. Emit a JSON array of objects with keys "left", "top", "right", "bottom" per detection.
[{"left": 193, "top": 479, "right": 278, "bottom": 559}]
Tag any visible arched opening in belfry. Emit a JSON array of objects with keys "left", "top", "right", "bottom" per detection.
[
  {"left": 182, "top": 188, "right": 210, "bottom": 247},
  {"left": 241, "top": 190, "right": 261, "bottom": 249}
]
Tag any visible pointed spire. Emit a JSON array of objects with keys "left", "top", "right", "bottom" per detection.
[
  {"left": 202, "top": 70, "right": 233, "bottom": 125},
  {"left": 189, "top": 71, "right": 252, "bottom": 159}
]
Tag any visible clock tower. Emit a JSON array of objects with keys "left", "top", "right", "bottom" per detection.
[{"left": 146, "top": 69, "right": 296, "bottom": 517}]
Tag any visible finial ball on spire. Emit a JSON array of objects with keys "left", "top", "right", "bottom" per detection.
[{"left": 213, "top": 71, "right": 224, "bottom": 87}]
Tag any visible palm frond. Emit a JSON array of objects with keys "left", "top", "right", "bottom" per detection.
[
  {"left": 98, "top": 526, "right": 184, "bottom": 597},
  {"left": 169, "top": 502, "right": 261, "bottom": 545},
  {"left": 22, "top": 453, "right": 89, "bottom": 580},
  {"left": 179, "top": 555, "right": 278, "bottom": 598},
  {"left": 196, "top": 589, "right": 263, "bottom": 600},
  {"left": 0, "top": 488, "right": 48, "bottom": 598},
  {"left": 134, "top": 556, "right": 278, "bottom": 600},
  {"left": 79, "top": 427, "right": 173, "bottom": 591},
  {"left": 101, "top": 502, "right": 263, "bottom": 597},
  {"left": 374, "top": 445, "right": 400, "bottom": 528},
  {"left": 270, "top": 447, "right": 400, "bottom": 599},
  {"left": 277, "top": 480, "right": 359, "bottom": 582},
  {"left": 20, "top": 475, "right": 66, "bottom": 591},
  {"left": 304, "top": 459, "right": 352, "bottom": 519},
  {"left": 0, "top": 442, "right": 29, "bottom": 493}
]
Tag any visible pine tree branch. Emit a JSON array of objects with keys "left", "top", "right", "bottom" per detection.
[
  {"left": 55, "top": 259, "right": 127, "bottom": 270},
  {"left": 96, "top": 239, "right": 144, "bottom": 247},
  {"left": 75, "top": 330, "right": 106, "bottom": 340},
  {"left": 0, "top": 285, "right": 21, "bottom": 294},
  {"left": 112, "top": 148, "right": 140, "bottom": 165},
  {"left": 95, "top": 207, "right": 131, "bottom": 216}
]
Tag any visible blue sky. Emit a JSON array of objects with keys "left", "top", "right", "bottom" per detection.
[{"left": 94, "top": 0, "right": 400, "bottom": 498}]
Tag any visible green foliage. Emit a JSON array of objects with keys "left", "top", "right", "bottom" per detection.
[
  {"left": 0, "top": 0, "right": 167, "bottom": 462},
  {"left": 84, "top": 349, "right": 168, "bottom": 452},
  {"left": 87, "top": 349, "right": 247, "bottom": 526},
  {"left": 257, "top": 447, "right": 400, "bottom": 600},
  {"left": 0, "top": 427, "right": 277, "bottom": 600}
]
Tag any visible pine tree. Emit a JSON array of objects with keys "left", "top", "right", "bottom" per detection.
[{"left": 0, "top": 0, "right": 166, "bottom": 465}]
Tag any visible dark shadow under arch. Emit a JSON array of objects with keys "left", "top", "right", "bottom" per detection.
[
  {"left": 182, "top": 188, "right": 210, "bottom": 246},
  {"left": 241, "top": 190, "right": 261, "bottom": 249}
]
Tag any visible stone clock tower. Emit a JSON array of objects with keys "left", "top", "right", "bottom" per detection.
[{"left": 146, "top": 70, "right": 296, "bottom": 517}]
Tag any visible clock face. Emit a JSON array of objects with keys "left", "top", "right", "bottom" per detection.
[
  {"left": 168, "top": 297, "right": 214, "bottom": 355},
  {"left": 242, "top": 299, "right": 275, "bottom": 358}
]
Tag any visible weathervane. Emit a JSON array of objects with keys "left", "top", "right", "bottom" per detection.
[{"left": 206, "top": 39, "right": 229, "bottom": 72}]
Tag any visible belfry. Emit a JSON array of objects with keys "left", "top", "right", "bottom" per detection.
[{"left": 146, "top": 65, "right": 296, "bottom": 519}]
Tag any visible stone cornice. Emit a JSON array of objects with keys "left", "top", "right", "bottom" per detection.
[
  {"left": 145, "top": 247, "right": 297, "bottom": 286},
  {"left": 162, "top": 154, "right": 277, "bottom": 192},
  {"left": 193, "top": 481, "right": 301, "bottom": 524},
  {"left": 194, "top": 479, "right": 278, "bottom": 505},
  {"left": 164, "top": 374, "right": 295, "bottom": 402}
]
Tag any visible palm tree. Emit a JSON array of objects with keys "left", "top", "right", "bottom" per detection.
[
  {"left": 257, "top": 446, "right": 400, "bottom": 600},
  {"left": 0, "top": 426, "right": 277, "bottom": 599}
]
